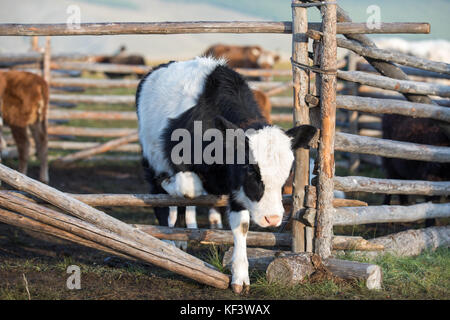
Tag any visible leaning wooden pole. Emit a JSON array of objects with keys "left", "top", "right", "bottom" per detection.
[
  {"left": 315, "top": 2, "right": 337, "bottom": 259},
  {"left": 0, "top": 164, "right": 230, "bottom": 289},
  {"left": 291, "top": 0, "right": 311, "bottom": 253},
  {"left": 55, "top": 132, "right": 139, "bottom": 163}
]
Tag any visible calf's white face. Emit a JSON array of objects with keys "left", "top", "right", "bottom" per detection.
[{"left": 232, "top": 125, "right": 317, "bottom": 228}]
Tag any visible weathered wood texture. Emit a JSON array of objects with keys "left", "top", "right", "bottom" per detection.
[
  {"left": 291, "top": 0, "right": 311, "bottom": 252},
  {"left": 337, "top": 95, "right": 450, "bottom": 123},
  {"left": 337, "top": 70, "right": 450, "bottom": 98},
  {"left": 4, "top": 190, "right": 368, "bottom": 209},
  {"left": 135, "top": 224, "right": 291, "bottom": 247},
  {"left": 315, "top": 0, "right": 438, "bottom": 137},
  {"left": 0, "top": 22, "right": 429, "bottom": 36},
  {"left": 334, "top": 176, "right": 450, "bottom": 195},
  {"left": 304, "top": 185, "right": 367, "bottom": 209},
  {"left": 0, "top": 207, "right": 133, "bottom": 261},
  {"left": 337, "top": 38, "right": 450, "bottom": 75},
  {"left": 51, "top": 61, "right": 150, "bottom": 74},
  {"left": 315, "top": 1, "right": 337, "bottom": 259},
  {"left": 50, "top": 94, "right": 135, "bottom": 105},
  {"left": 0, "top": 52, "right": 90, "bottom": 64},
  {"left": 135, "top": 227, "right": 383, "bottom": 250},
  {"left": 0, "top": 166, "right": 230, "bottom": 289},
  {"left": 49, "top": 110, "right": 138, "bottom": 121},
  {"left": 338, "top": 226, "right": 450, "bottom": 258},
  {"left": 357, "top": 62, "right": 450, "bottom": 80},
  {"left": 47, "top": 126, "right": 136, "bottom": 137},
  {"left": 48, "top": 141, "right": 140, "bottom": 152},
  {"left": 335, "top": 132, "right": 450, "bottom": 163},
  {"left": 223, "top": 248, "right": 382, "bottom": 290},
  {"left": 55, "top": 132, "right": 139, "bottom": 163},
  {"left": 334, "top": 202, "right": 450, "bottom": 226}
]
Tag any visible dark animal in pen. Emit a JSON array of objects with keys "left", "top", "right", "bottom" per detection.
[
  {"left": 382, "top": 114, "right": 450, "bottom": 226},
  {"left": 93, "top": 46, "right": 146, "bottom": 78},
  {"left": 0, "top": 71, "right": 49, "bottom": 183}
]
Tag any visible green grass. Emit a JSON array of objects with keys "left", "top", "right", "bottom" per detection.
[{"left": 201, "top": 245, "right": 449, "bottom": 299}]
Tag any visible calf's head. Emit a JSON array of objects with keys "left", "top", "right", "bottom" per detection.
[{"left": 216, "top": 117, "right": 317, "bottom": 228}]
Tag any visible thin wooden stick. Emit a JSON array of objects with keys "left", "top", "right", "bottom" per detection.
[{"left": 55, "top": 132, "right": 139, "bottom": 163}]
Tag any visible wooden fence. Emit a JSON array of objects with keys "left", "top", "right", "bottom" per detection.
[{"left": 0, "top": 0, "right": 449, "bottom": 291}]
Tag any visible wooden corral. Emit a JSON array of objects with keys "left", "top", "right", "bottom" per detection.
[{"left": 0, "top": 0, "right": 449, "bottom": 292}]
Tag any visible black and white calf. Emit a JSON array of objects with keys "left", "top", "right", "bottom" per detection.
[{"left": 136, "top": 57, "right": 317, "bottom": 293}]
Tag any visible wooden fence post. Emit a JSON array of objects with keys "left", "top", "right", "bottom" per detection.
[
  {"left": 315, "top": 2, "right": 337, "bottom": 259},
  {"left": 291, "top": 0, "right": 311, "bottom": 253}
]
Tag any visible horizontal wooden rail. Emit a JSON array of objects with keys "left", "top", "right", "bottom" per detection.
[
  {"left": 0, "top": 52, "right": 90, "bottom": 64},
  {"left": 338, "top": 70, "right": 450, "bottom": 98},
  {"left": 48, "top": 126, "right": 136, "bottom": 137},
  {"left": 334, "top": 176, "right": 450, "bottom": 195},
  {"left": 51, "top": 61, "right": 150, "bottom": 74},
  {"left": 357, "top": 62, "right": 450, "bottom": 80},
  {"left": 337, "top": 38, "right": 450, "bottom": 75},
  {"left": 333, "top": 202, "right": 450, "bottom": 226},
  {"left": 49, "top": 109, "right": 137, "bottom": 121},
  {"left": 134, "top": 225, "right": 383, "bottom": 251},
  {"left": 50, "top": 94, "right": 135, "bottom": 105},
  {"left": 48, "top": 141, "right": 140, "bottom": 152},
  {"left": 337, "top": 95, "right": 450, "bottom": 122},
  {"left": 50, "top": 77, "right": 287, "bottom": 90},
  {"left": 50, "top": 78, "right": 139, "bottom": 89},
  {"left": 50, "top": 61, "right": 295, "bottom": 77},
  {"left": 335, "top": 132, "right": 450, "bottom": 162},
  {"left": 0, "top": 22, "right": 430, "bottom": 36}
]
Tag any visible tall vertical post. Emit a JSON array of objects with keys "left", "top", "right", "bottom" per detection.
[
  {"left": 315, "top": 2, "right": 337, "bottom": 258},
  {"left": 291, "top": 0, "right": 311, "bottom": 252}
]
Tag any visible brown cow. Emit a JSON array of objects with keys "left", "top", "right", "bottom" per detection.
[
  {"left": 204, "top": 44, "right": 280, "bottom": 69},
  {"left": 0, "top": 71, "right": 49, "bottom": 183}
]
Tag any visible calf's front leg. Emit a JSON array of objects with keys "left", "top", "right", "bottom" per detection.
[{"left": 229, "top": 209, "right": 250, "bottom": 294}]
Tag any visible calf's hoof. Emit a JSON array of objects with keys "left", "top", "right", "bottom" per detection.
[{"left": 231, "top": 283, "right": 250, "bottom": 295}]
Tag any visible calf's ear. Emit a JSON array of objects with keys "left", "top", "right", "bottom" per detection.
[{"left": 285, "top": 125, "right": 318, "bottom": 149}]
